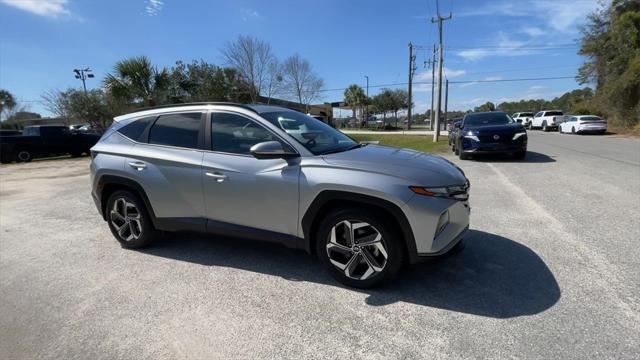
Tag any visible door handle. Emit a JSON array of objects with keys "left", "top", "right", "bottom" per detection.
[
  {"left": 128, "top": 161, "right": 146, "bottom": 170},
  {"left": 205, "top": 172, "right": 227, "bottom": 182}
]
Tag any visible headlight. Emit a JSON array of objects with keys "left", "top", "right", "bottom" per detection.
[
  {"left": 409, "top": 182, "right": 469, "bottom": 201},
  {"left": 464, "top": 131, "right": 479, "bottom": 141},
  {"left": 512, "top": 131, "right": 527, "bottom": 140}
]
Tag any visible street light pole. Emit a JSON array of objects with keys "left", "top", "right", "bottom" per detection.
[{"left": 73, "top": 68, "right": 94, "bottom": 95}]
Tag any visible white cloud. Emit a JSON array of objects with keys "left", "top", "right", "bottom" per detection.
[
  {"left": 145, "top": 0, "right": 163, "bottom": 16},
  {"left": 457, "top": 0, "right": 600, "bottom": 33},
  {"left": 459, "top": 76, "right": 504, "bottom": 88},
  {"left": 0, "top": 0, "right": 70, "bottom": 18},
  {"left": 413, "top": 68, "right": 466, "bottom": 92},
  {"left": 242, "top": 8, "right": 262, "bottom": 22},
  {"left": 521, "top": 26, "right": 545, "bottom": 37},
  {"left": 457, "top": 31, "right": 534, "bottom": 60}
]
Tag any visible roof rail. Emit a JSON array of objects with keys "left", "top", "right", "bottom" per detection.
[{"left": 132, "top": 102, "right": 259, "bottom": 114}]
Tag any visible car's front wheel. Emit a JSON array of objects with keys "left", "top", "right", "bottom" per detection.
[
  {"left": 316, "top": 208, "right": 405, "bottom": 288},
  {"left": 106, "top": 190, "right": 157, "bottom": 249},
  {"left": 542, "top": 121, "right": 549, "bottom": 132}
]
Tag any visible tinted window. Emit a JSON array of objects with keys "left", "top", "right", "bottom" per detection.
[
  {"left": 260, "top": 110, "right": 356, "bottom": 155},
  {"left": 520, "top": 112, "right": 534, "bottom": 117},
  {"left": 212, "top": 113, "right": 279, "bottom": 155},
  {"left": 580, "top": 116, "right": 602, "bottom": 121},
  {"left": 545, "top": 111, "right": 563, "bottom": 116},
  {"left": 118, "top": 116, "right": 155, "bottom": 141},
  {"left": 23, "top": 127, "right": 40, "bottom": 136},
  {"left": 148, "top": 113, "right": 201, "bottom": 149},
  {"left": 464, "top": 113, "right": 514, "bottom": 126},
  {"left": 40, "top": 127, "right": 70, "bottom": 137}
]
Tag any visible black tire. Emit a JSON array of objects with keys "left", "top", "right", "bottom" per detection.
[
  {"left": 106, "top": 190, "right": 158, "bottom": 249},
  {"left": 15, "top": 148, "right": 33, "bottom": 162},
  {"left": 527, "top": 122, "right": 532, "bottom": 130},
  {"left": 542, "top": 121, "right": 548, "bottom": 132},
  {"left": 514, "top": 150, "right": 526, "bottom": 159},
  {"left": 571, "top": 127, "right": 576, "bottom": 134},
  {"left": 315, "top": 207, "right": 405, "bottom": 288},
  {"left": 458, "top": 149, "right": 469, "bottom": 160}
]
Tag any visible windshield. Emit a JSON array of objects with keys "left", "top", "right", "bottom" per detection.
[
  {"left": 464, "top": 113, "right": 514, "bottom": 127},
  {"left": 260, "top": 111, "right": 357, "bottom": 155}
]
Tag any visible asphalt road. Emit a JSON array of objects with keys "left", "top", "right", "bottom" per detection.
[{"left": 1, "top": 131, "right": 638, "bottom": 359}]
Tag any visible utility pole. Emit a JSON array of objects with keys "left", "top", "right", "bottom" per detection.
[
  {"left": 407, "top": 42, "right": 415, "bottom": 130},
  {"left": 444, "top": 79, "right": 449, "bottom": 130},
  {"left": 364, "top": 75, "right": 369, "bottom": 97},
  {"left": 431, "top": 0, "right": 452, "bottom": 142},
  {"left": 73, "top": 68, "right": 94, "bottom": 95},
  {"left": 429, "top": 44, "right": 436, "bottom": 130}
]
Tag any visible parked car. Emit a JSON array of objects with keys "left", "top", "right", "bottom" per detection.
[
  {"left": 530, "top": 110, "right": 564, "bottom": 131},
  {"left": 449, "top": 119, "right": 462, "bottom": 149},
  {"left": 90, "top": 103, "right": 470, "bottom": 288},
  {"left": 559, "top": 115, "right": 607, "bottom": 135},
  {"left": 0, "top": 125, "right": 100, "bottom": 163},
  {"left": 0, "top": 130, "right": 22, "bottom": 137},
  {"left": 453, "top": 111, "right": 527, "bottom": 160},
  {"left": 511, "top": 112, "right": 534, "bottom": 127}
]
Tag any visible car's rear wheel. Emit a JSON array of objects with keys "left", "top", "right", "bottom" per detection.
[
  {"left": 542, "top": 121, "right": 548, "bottom": 132},
  {"left": 571, "top": 127, "right": 576, "bottom": 134},
  {"left": 106, "top": 190, "right": 157, "bottom": 249},
  {"left": 15, "top": 148, "right": 33, "bottom": 162},
  {"left": 316, "top": 208, "right": 405, "bottom": 288}
]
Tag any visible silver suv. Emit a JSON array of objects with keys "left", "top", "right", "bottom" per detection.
[{"left": 90, "top": 103, "right": 470, "bottom": 287}]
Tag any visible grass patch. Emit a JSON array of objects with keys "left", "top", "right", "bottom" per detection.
[{"left": 349, "top": 134, "right": 449, "bottom": 153}]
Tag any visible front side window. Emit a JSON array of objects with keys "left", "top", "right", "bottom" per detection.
[
  {"left": 211, "top": 113, "right": 279, "bottom": 155},
  {"left": 148, "top": 113, "right": 201, "bottom": 149},
  {"left": 259, "top": 110, "right": 357, "bottom": 155}
]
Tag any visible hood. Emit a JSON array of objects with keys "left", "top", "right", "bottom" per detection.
[
  {"left": 321, "top": 144, "right": 467, "bottom": 187},
  {"left": 464, "top": 123, "right": 524, "bottom": 134}
]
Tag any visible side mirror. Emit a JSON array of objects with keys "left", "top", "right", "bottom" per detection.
[{"left": 250, "top": 141, "right": 299, "bottom": 160}]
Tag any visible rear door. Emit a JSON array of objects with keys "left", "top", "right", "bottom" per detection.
[
  {"left": 201, "top": 111, "right": 300, "bottom": 238},
  {"left": 124, "top": 112, "right": 206, "bottom": 230}
]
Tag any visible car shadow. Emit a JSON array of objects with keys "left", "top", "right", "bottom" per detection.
[
  {"left": 468, "top": 151, "right": 556, "bottom": 163},
  {"left": 137, "top": 229, "right": 560, "bottom": 319}
]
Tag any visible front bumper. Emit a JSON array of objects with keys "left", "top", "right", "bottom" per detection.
[
  {"left": 462, "top": 137, "right": 527, "bottom": 154},
  {"left": 402, "top": 194, "right": 470, "bottom": 260}
]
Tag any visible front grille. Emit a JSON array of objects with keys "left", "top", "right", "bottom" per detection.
[{"left": 478, "top": 134, "right": 513, "bottom": 143}]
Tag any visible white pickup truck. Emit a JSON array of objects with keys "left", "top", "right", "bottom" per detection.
[
  {"left": 512, "top": 112, "right": 534, "bottom": 127},
  {"left": 530, "top": 110, "right": 565, "bottom": 131}
]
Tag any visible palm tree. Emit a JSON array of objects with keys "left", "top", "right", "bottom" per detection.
[
  {"left": 104, "top": 56, "right": 170, "bottom": 107},
  {"left": 344, "top": 84, "right": 366, "bottom": 127},
  {"left": 0, "top": 89, "right": 17, "bottom": 119}
]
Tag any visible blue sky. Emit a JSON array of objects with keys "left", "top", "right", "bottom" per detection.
[{"left": 0, "top": 0, "right": 602, "bottom": 116}]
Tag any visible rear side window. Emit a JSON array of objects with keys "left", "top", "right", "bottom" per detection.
[
  {"left": 148, "top": 113, "right": 202, "bottom": 149},
  {"left": 545, "top": 111, "right": 563, "bottom": 116},
  {"left": 117, "top": 116, "right": 155, "bottom": 141}
]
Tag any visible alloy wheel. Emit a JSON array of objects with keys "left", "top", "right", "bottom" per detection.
[
  {"left": 326, "top": 220, "right": 388, "bottom": 281},
  {"left": 109, "top": 198, "right": 143, "bottom": 242}
]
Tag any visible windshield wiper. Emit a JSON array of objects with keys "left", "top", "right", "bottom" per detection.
[{"left": 319, "top": 143, "right": 367, "bottom": 155}]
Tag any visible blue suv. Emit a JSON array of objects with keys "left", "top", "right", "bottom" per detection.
[{"left": 453, "top": 112, "right": 527, "bottom": 160}]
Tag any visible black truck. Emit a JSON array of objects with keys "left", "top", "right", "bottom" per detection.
[{"left": 0, "top": 125, "right": 101, "bottom": 163}]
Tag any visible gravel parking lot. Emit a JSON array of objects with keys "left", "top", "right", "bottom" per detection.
[{"left": 1, "top": 131, "right": 639, "bottom": 359}]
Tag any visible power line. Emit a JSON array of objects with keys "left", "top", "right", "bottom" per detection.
[{"left": 315, "top": 75, "right": 577, "bottom": 93}]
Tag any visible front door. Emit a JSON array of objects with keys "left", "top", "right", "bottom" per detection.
[{"left": 202, "top": 111, "right": 300, "bottom": 239}]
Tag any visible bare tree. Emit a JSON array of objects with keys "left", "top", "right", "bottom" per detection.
[
  {"left": 264, "top": 59, "right": 283, "bottom": 103},
  {"left": 282, "top": 54, "right": 324, "bottom": 112},
  {"left": 221, "top": 35, "right": 276, "bottom": 103},
  {"left": 41, "top": 89, "right": 71, "bottom": 120}
]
